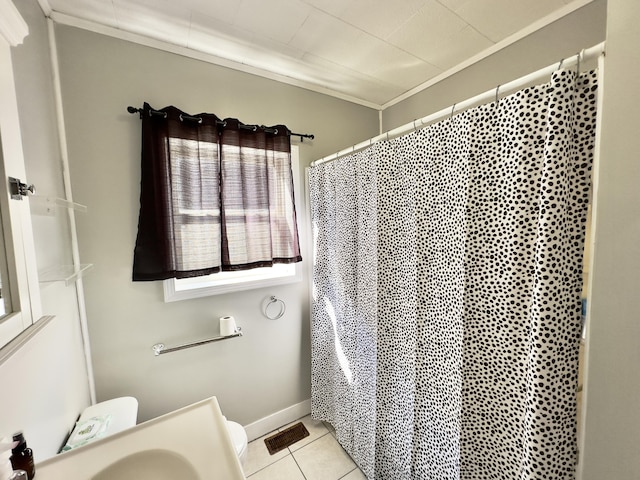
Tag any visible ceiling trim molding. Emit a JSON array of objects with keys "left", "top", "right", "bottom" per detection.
[
  {"left": 49, "top": 11, "right": 382, "bottom": 110},
  {"left": 381, "top": 0, "right": 596, "bottom": 110},
  {"left": 0, "top": 0, "right": 28, "bottom": 46},
  {"left": 36, "top": 0, "right": 53, "bottom": 17}
]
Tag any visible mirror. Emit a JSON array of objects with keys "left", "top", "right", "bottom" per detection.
[
  {"left": 0, "top": 128, "right": 37, "bottom": 352},
  {"left": 0, "top": 186, "right": 12, "bottom": 318}
]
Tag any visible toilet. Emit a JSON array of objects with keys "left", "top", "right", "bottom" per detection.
[
  {"left": 61, "top": 397, "right": 139, "bottom": 452},
  {"left": 78, "top": 396, "right": 139, "bottom": 434},
  {"left": 63, "top": 396, "right": 248, "bottom": 467},
  {"left": 224, "top": 417, "right": 248, "bottom": 465}
]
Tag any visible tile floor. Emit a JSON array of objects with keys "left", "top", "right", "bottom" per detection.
[{"left": 243, "top": 415, "right": 366, "bottom": 480}]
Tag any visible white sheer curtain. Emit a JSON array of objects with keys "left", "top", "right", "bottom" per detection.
[{"left": 309, "top": 69, "right": 597, "bottom": 480}]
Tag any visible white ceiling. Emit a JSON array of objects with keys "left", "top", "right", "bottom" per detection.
[{"left": 44, "top": 0, "right": 584, "bottom": 107}]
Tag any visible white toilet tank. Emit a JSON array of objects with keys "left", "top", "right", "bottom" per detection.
[
  {"left": 79, "top": 396, "right": 138, "bottom": 435},
  {"left": 61, "top": 397, "right": 139, "bottom": 452}
]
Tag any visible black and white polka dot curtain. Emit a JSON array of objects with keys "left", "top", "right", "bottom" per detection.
[{"left": 309, "top": 69, "right": 597, "bottom": 480}]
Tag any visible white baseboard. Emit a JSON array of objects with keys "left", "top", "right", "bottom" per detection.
[{"left": 243, "top": 399, "right": 311, "bottom": 442}]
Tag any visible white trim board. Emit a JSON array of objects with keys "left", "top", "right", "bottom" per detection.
[
  {"left": 36, "top": 0, "right": 52, "bottom": 16},
  {"left": 242, "top": 399, "right": 311, "bottom": 442},
  {"left": 0, "top": 0, "right": 28, "bottom": 46}
]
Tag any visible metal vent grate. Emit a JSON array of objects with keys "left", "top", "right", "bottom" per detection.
[{"left": 264, "top": 422, "right": 310, "bottom": 455}]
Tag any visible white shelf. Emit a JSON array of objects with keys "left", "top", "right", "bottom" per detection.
[
  {"left": 39, "top": 264, "right": 93, "bottom": 286},
  {"left": 30, "top": 195, "right": 87, "bottom": 216}
]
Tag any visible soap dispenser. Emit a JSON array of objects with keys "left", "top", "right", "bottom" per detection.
[
  {"left": 9, "top": 434, "right": 34, "bottom": 480},
  {"left": 0, "top": 438, "right": 27, "bottom": 480}
]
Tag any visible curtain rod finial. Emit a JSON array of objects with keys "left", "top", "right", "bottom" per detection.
[{"left": 127, "top": 106, "right": 142, "bottom": 118}]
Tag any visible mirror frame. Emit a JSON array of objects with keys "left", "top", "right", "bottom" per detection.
[{"left": 0, "top": 0, "right": 44, "bottom": 361}]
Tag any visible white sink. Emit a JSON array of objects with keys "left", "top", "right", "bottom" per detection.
[
  {"left": 35, "top": 397, "right": 245, "bottom": 480},
  {"left": 92, "top": 449, "right": 198, "bottom": 480}
]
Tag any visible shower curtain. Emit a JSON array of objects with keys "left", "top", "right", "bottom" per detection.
[{"left": 309, "top": 69, "right": 598, "bottom": 480}]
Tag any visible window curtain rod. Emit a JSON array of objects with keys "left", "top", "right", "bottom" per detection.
[
  {"left": 311, "top": 41, "right": 605, "bottom": 167},
  {"left": 126, "top": 106, "right": 315, "bottom": 142}
]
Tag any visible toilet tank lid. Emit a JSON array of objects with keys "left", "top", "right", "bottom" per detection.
[{"left": 79, "top": 397, "right": 139, "bottom": 433}]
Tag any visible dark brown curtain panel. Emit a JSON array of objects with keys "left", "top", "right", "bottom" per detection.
[{"left": 133, "top": 102, "right": 302, "bottom": 281}]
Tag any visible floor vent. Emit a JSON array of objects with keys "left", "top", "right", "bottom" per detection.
[{"left": 264, "top": 422, "right": 310, "bottom": 455}]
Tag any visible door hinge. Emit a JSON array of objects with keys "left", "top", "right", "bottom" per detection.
[{"left": 9, "top": 177, "right": 35, "bottom": 200}]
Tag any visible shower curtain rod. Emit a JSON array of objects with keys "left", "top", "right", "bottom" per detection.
[{"left": 311, "top": 41, "right": 605, "bottom": 167}]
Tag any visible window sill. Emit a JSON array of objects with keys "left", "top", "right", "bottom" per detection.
[{"left": 163, "top": 265, "right": 302, "bottom": 302}]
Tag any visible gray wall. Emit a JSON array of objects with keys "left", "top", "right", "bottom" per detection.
[
  {"left": 54, "top": 25, "right": 379, "bottom": 425},
  {"left": 582, "top": 0, "right": 640, "bottom": 477},
  {"left": 383, "top": 0, "right": 607, "bottom": 131},
  {"left": 0, "top": 0, "right": 91, "bottom": 461}
]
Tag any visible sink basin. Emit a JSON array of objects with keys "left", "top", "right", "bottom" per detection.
[
  {"left": 35, "top": 397, "right": 245, "bottom": 480},
  {"left": 92, "top": 449, "right": 198, "bottom": 480}
]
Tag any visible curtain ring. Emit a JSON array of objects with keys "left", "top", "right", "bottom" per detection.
[
  {"left": 386, "top": 131, "right": 390, "bottom": 141},
  {"left": 450, "top": 103, "right": 456, "bottom": 119},
  {"left": 557, "top": 58, "right": 564, "bottom": 71},
  {"left": 149, "top": 109, "right": 167, "bottom": 119},
  {"left": 413, "top": 119, "right": 418, "bottom": 132},
  {"left": 179, "top": 113, "right": 203, "bottom": 124},
  {"left": 495, "top": 85, "right": 500, "bottom": 107},
  {"left": 264, "top": 296, "right": 286, "bottom": 320}
]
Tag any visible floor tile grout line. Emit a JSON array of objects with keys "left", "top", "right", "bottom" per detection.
[
  {"left": 247, "top": 429, "right": 330, "bottom": 478},
  {"left": 290, "top": 450, "right": 309, "bottom": 480},
  {"left": 245, "top": 449, "right": 312, "bottom": 480},
  {"left": 245, "top": 437, "right": 288, "bottom": 478},
  {"left": 288, "top": 430, "right": 331, "bottom": 455},
  {"left": 337, "top": 466, "right": 359, "bottom": 479},
  {"left": 247, "top": 416, "right": 356, "bottom": 479},
  {"left": 245, "top": 458, "right": 281, "bottom": 478},
  {"left": 247, "top": 436, "right": 363, "bottom": 480}
]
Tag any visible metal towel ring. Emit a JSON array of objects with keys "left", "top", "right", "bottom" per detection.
[{"left": 264, "top": 296, "right": 286, "bottom": 320}]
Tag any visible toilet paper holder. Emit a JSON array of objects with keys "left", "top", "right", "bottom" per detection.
[{"left": 152, "top": 327, "right": 242, "bottom": 356}]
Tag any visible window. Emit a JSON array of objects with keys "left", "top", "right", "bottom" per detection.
[
  {"left": 132, "top": 103, "right": 302, "bottom": 281},
  {"left": 163, "top": 145, "right": 304, "bottom": 301}
]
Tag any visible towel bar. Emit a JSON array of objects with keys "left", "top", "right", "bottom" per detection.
[{"left": 152, "top": 327, "right": 242, "bottom": 356}]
